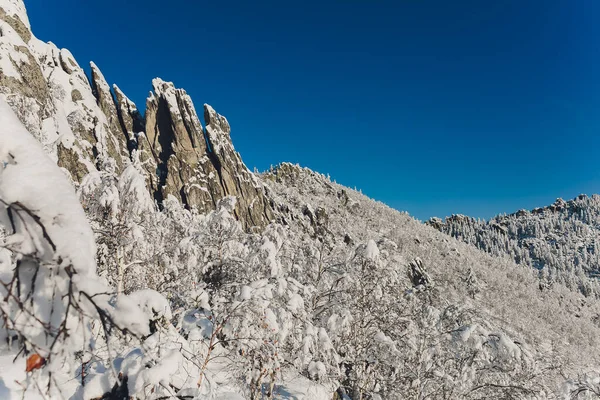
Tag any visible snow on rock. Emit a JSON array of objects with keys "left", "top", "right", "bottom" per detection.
[
  {"left": 287, "top": 293, "right": 304, "bottom": 313},
  {"left": 2, "top": 2, "right": 600, "bottom": 399},
  {"left": 117, "top": 162, "right": 155, "bottom": 215},
  {"left": 113, "top": 83, "right": 144, "bottom": 144},
  {"left": 142, "top": 77, "right": 274, "bottom": 230},
  {"left": 90, "top": 61, "right": 128, "bottom": 165},
  {"left": 0, "top": 0, "right": 30, "bottom": 31},
  {"left": 0, "top": 0, "right": 273, "bottom": 231}
]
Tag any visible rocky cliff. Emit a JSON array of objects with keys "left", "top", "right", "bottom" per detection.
[{"left": 0, "top": 0, "right": 273, "bottom": 229}]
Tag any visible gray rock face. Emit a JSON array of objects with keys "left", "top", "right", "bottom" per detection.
[
  {"left": 113, "top": 85, "right": 144, "bottom": 144},
  {"left": 408, "top": 257, "right": 433, "bottom": 288},
  {"left": 142, "top": 78, "right": 273, "bottom": 229},
  {"left": 0, "top": 6, "right": 30, "bottom": 43},
  {"left": 0, "top": 1, "right": 273, "bottom": 230},
  {"left": 112, "top": 84, "right": 156, "bottom": 189},
  {"left": 90, "top": 62, "right": 129, "bottom": 170},
  {"left": 426, "top": 217, "right": 444, "bottom": 231},
  {"left": 203, "top": 103, "right": 274, "bottom": 228}
]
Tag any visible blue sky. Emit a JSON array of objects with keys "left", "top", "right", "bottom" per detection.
[{"left": 25, "top": 0, "right": 600, "bottom": 220}]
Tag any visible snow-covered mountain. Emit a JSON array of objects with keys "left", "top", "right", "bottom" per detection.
[
  {"left": 1, "top": 1, "right": 600, "bottom": 399},
  {"left": 427, "top": 195, "right": 600, "bottom": 298},
  {"left": 0, "top": 0, "right": 272, "bottom": 230}
]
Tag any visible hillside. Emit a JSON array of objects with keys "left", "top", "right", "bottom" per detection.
[
  {"left": 1, "top": 1, "right": 600, "bottom": 399},
  {"left": 427, "top": 195, "right": 600, "bottom": 298}
]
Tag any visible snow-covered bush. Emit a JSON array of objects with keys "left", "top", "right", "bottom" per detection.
[{"left": 0, "top": 99, "right": 150, "bottom": 398}]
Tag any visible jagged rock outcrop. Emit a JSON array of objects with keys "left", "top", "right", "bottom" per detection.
[
  {"left": 407, "top": 257, "right": 433, "bottom": 288},
  {"left": 142, "top": 78, "right": 273, "bottom": 229},
  {"left": 113, "top": 85, "right": 143, "bottom": 147},
  {"left": 0, "top": 0, "right": 128, "bottom": 180},
  {"left": 426, "top": 216, "right": 443, "bottom": 230},
  {"left": 0, "top": 0, "right": 273, "bottom": 229},
  {"left": 0, "top": 1, "right": 52, "bottom": 138},
  {"left": 89, "top": 62, "right": 128, "bottom": 169},
  {"left": 143, "top": 78, "right": 207, "bottom": 205},
  {"left": 112, "top": 84, "right": 156, "bottom": 189},
  {"left": 203, "top": 103, "right": 274, "bottom": 228}
]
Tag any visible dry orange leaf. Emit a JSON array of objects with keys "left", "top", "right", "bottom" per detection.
[{"left": 25, "top": 354, "right": 45, "bottom": 372}]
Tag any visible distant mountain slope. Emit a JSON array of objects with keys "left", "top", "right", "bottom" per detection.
[{"left": 427, "top": 195, "right": 600, "bottom": 297}]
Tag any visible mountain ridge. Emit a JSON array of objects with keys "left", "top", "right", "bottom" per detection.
[
  {"left": 427, "top": 194, "right": 600, "bottom": 297},
  {"left": 2, "top": 1, "right": 600, "bottom": 399}
]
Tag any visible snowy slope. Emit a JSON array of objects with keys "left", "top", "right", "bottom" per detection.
[
  {"left": 262, "top": 163, "right": 600, "bottom": 398},
  {"left": 0, "top": 1, "right": 600, "bottom": 399},
  {"left": 428, "top": 195, "right": 600, "bottom": 298}
]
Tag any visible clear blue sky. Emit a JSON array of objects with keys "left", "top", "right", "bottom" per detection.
[{"left": 25, "top": 0, "right": 600, "bottom": 220}]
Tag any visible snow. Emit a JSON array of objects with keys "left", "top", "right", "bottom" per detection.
[
  {"left": 287, "top": 293, "right": 304, "bottom": 313},
  {"left": 0, "top": 7, "right": 30, "bottom": 79},
  {"left": 60, "top": 48, "right": 78, "bottom": 69},
  {"left": 0, "top": 96, "right": 151, "bottom": 400},
  {"left": 137, "top": 350, "right": 181, "bottom": 389},
  {"left": 0, "top": 98, "right": 96, "bottom": 274},
  {"left": 271, "top": 372, "right": 332, "bottom": 400},
  {"left": 117, "top": 162, "right": 155, "bottom": 214},
  {"left": 90, "top": 61, "right": 111, "bottom": 92},
  {"left": 308, "top": 360, "right": 326, "bottom": 380},
  {"left": 111, "top": 295, "right": 151, "bottom": 337},
  {"left": 151, "top": 77, "right": 181, "bottom": 116},
  {"left": 204, "top": 103, "right": 232, "bottom": 152},
  {"left": 128, "top": 289, "right": 172, "bottom": 322},
  {"left": 215, "top": 392, "right": 245, "bottom": 400},
  {"left": 0, "top": 51, "right": 23, "bottom": 80},
  {"left": 190, "top": 288, "right": 211, "bottom": 309},
  {"left": 363, "top": 239, "right": 380, "bottom": 262},
  {"left": 239, "top": 285, "right": 253, "bottom": 301},
  {"left": 261, "top": 238, "right": 281, "bottom": 277},
  {"left": 0, "top": 0, "right": 31, "bottom": 30},
  {"left": 79, "top": 371, "right": 118, "bottom": 400},
  {"left": 264, "top": 308, "right": 280, "bottom": 333},
  {"left": 374, "top": 331, "right": 394, "bottom": 346},
  {"left": 1, "top": 1, "right": 599, "bottom": 397},
  {"left": 0, "top": 354, "right": 35, "bottom": 400}
]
